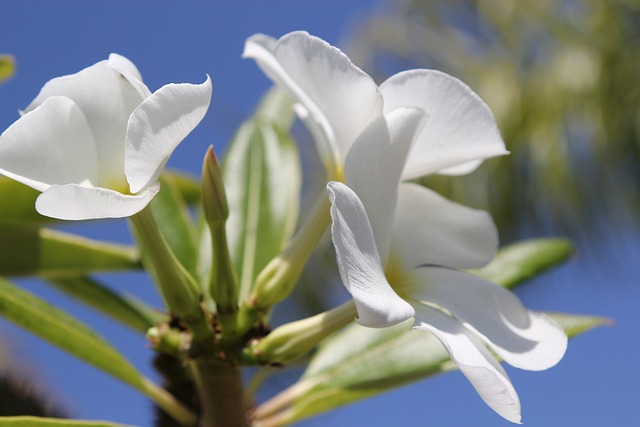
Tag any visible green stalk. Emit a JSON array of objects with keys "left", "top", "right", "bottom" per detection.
[{"left": 131, "top": 206, "right": 214, "bottom": 355}]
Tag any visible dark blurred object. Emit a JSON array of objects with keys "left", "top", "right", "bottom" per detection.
[
  {"left": 153, "top": 353, "right": 200, "bottom": 427},
  {"left": 0, "top": 375, "right": 66, "bottom": 417},
  {"left": 345, "top": 0, "right": 640, "bottom": 240}
]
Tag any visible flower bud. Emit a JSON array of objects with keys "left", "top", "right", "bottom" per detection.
[
  {"left": 244, "top": 301, "right": 356, "bottom": 365},
  {"left": 202, "top": 146, "right": 239, "bottom": 332}
]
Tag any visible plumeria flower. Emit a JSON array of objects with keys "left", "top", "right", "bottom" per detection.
[
  {"left": 243, "top": 30, "right": 507, "bottom": 178},
  {"left": 326, "top": 113, "right": 568, "bottom": 422},
  {"left": 0, "top": 53, "right": 211, "bottom": 220}
]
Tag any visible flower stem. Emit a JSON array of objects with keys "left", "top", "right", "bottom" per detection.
[
  {"left": 130, "top": 206, "right": 201, "bottom": 320},
  {"left": 132, "top": 206, "right": 216, "bottom": 350}
]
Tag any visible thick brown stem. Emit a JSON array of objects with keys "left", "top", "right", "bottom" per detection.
[{"left": 193, "top": 359, "right": 246, "bottom": 427}]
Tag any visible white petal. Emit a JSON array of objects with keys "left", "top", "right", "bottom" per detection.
[
  {"left": 125, "top": 76, "right": 212, "bottom": 193},
  {"left": 414, "top": 304, "right": 521, "bottom": 423},
  {"left": 328, "top": 181, "right": 414, "bottom": 328},
  {"left": 35, "top": 183, "right": 160, "bottom": 220},
  {"left": 107, "top": 53, "right": 152, "bottom": 99},
  {"left": 107, "top": 53, "right": 142, "bottom": 82},
  {"left": 381, "top": 70, "right": 508, "bottom": 179},
  {"left": 410, "top": 267, "right": 568, "bottom": 370},
  {"left": 0, "top": 97, "right": 98, "bottom": 192},
  {"left": 345, "top": 107, "right": 427, "bottom": 263},
  {"left": 24, "top": 57, "right": 146, "bottom": 187},
  {"left": 244, "top": 31, "right": 383, "bottom": 167},
  {"left": 391, "top": 183, "right": 498, "bottom": 270}
]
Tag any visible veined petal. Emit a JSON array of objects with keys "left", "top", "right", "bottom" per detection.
[
  {"left": 390, "top": 183, "right": 497, "bottom": 270},
  {"left": 345, "top": 107, "right": 427, "bottom": 263},
  {"left": 244, "top": 31, "right": 383, "bottom": 167},
  {"left": 380, "top": 70, "right": 508, "bottom": 179},
  {"left": 410, "top": 267, "right": 568, "bottom": 370},
  {"left": 24, "top": 56, "right": 146, "bottom": 187},
  {"left": 328, "top": 181, "right": 414, "bottom": 328},
  {"left": 35, "top": 183, "right": 160, "bottom": 220},
  {"left": 125, "top": 76, "right": 212, "bottom": 194},
  {"left": 0, "top": 96, "right": 98, "bottom": 192},
  {"left": 413, "top": 304, "right": 521, "bottom": 423}
]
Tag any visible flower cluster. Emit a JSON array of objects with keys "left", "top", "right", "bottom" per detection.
[
  {"left": 245, "top": 31, "right": 567, "bottom": 422},
  {"left": 0, "top": 32, "right": 568, "bottom": 425}
]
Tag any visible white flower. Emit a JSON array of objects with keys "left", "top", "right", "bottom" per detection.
[
  {"left": 243, "top": 30, "right": 507, "bottom": 178},
  {"left": 326, "top": 113, "right": 567, "bottom": 422},
  {"left": 0, "top": 54, "right": 212, "bottom": 220}
]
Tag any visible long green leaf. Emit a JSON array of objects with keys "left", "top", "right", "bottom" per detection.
[
  {"left": 0, "top": 278, "right": 195, "bottom": 424},
  {"left": 47, "top": 277, "right": 163, "bottom": 333},
  {"left": 0, "top": 225, "right": 140, "bottom": 277},
  {"left": 0, "top": 417, "right": 135, "bottom": 427},
  {"left": 0, "top": 277, "right": 147, "bottom": 391},
  {"left": 281, "top": 312, "right": 608, "bottom": 424},
  {"left": 222, "top": 117, "right": 301, "bottom": 300},
  {"left": 471, "top": 238, "right": 574, "bottom": 289}
]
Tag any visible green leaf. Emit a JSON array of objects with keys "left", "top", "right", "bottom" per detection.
[
  {"left": 164, "top": 169, "right": 201, "bottom": 205},
  {"left": 280, "top": 312, "right": 608, "bottom": 425},
  {"left": 0, "top": 55, "right": 15, "bottom": 83},
  {"left": 255, "top": 87, "right": 296, "bottom": 130},
  {"left": 222, "top": 118, "right": 301, "bottom": 299},
  {"left": 0, "top": 178, "right": 44, "bottom": 224},
  {"left": 0, "top": 225, "right": 140, "bottom": 277},
  {"left": 47, "top": 276, "right": 163, "bottom": 333},
  {"left": 0, "top": 417, "right": 135, "bottom": 427},
  {"left": 470, "top": 238, "right": 574, "bottom": 288},
  {"left": 0, "top": 276, "right": 147, "bottom": 392},
  {"left": 548, "top": 312, "right": 613, "bottom": 336}
]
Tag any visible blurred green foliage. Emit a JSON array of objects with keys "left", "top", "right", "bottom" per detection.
[
  {"left": 0, "top": 55, "right": 15, "bottom": 84},
  {"left": 346, "top": 0, "right": 640, "bottom": 237}
]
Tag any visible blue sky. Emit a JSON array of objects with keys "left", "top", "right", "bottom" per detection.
[{"left": 1, "top": 2, "right": 638, "bottom": 427}]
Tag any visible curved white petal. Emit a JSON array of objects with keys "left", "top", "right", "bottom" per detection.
[
  {"left": 390, "top": 183, "right": 498, "bottom": 270},
  {"left": 35, "top": 183, "right": 160, "bottom": 220},
  {"left": 410, "top": 267, "right": 568, "bottom": 370},
  {"left": 436, "top": 159, "right": 484, "bottom": 175},
  {"left": 107, "top": 53, "right": 152, "bottom": 99},
  {"left": 413, "top": 304, "right": 521, "bottom": 423},
  {"left": 345, "top": 107, "right": 427, "bottom": 263},
  {"left": 125, "top": 76, "right": 212, "bottom": 193},
  {"left": 244, "top": 31, "right": 383, "bottom": 166},
  {"left": 328, "top": 181, "right": 414, "bottom": 328},
  {"left": 24, "top": 57, "right": 146, "bottom": 187},
  {"left": 380, "top": 70, "right": 508, "bottom": 179},
  {"left": 0, "top": 96, "right": 98, "bottom": 192}
]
